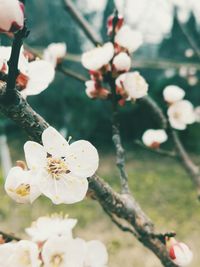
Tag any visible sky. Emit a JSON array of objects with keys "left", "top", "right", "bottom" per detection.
[{"left": 79, "top": 0, "right": 200, "bottom": 44}]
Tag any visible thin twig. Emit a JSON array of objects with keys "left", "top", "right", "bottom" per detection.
[
  {"left": 134, "top": 140, "right": 177, "bottom": 158},
  {"left": 0, "top": 231, "right": 20, "bottom": 242},
  {"left": 57, "top": 64, "right": 87, "bottom": 82},
  {"left": 63, "top": 0, "right": 102, "bottom": 46}
]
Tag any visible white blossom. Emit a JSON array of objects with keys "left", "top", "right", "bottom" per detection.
[
  {"left": 194, "top": 106, "right": 200, "bottom": 123},
  {"left": 82, "top": 42, "right": 114, "bottom": 71},
  {"left": 114, "top": 25, "right": 143, "bottom": 53},
  {"left": 167, "top": 100, "right": 196, "bottom": 130},
  {"left": 163, "top": 85, "right": 185, "bottom": 104},
  {"left": 84, "top": 240, "right": 108, "bottom": 267},
  {"left": 22, "top": 126, "right": 99, "bottom": 204},
  {"left": 42, "top": 236, "right": 86, "bottom": 267},
  {"left": 113, "top": 52, "right": 131, "bottom": 72},
  {"left": 5, "top": 166, "right": 41, "bottom": 204},
  {"left": 85, "top": 80, "right": 109, "bottom": 99},
  {"left": 0, "top": 0, "right": 24, "bottom": 32},
  {"left": 116, "top": 72, "right": 148, "bottom": 99},
  {"left": 142, "top": 129, "right": 168, "bottom": 148},
  {"left": 43, "top": 43, "right": 67, "bottom": 67},
  {"left": 167, "top": 238, "right": 193, "bottom": 266},
  {"left": 0, "top": 242, "right": 16, "bottom": 267},
  {"left": 8, "top": 240, "right": 41, "bottom": 267},
  {"left": 26, "top": 214, "right": 77, "bottom": 243}
]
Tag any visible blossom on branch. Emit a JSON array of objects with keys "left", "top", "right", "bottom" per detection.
[
  {"left": 43, "top": 42, "right": 67, "bottom": 67},
  {"left": 107, "top": 13, "right": 124, "bottom": 36},
  {"left": 112, "top": 52, "right": 131, "bottom": 72},
  {"left": 163, "top": 85, "right": 185, "bottom": 104},
  {"left": 85, "top": 80, "right": 110, "bottom": 100},
  {"left": 166, "top": 237, "right": 193, "bottom": 266},
  {"left": 81, "top": 42, "right": 114, "bottom": 71},
  {"left": 0, "top": 0, "right": 24, "bottom": 32},
  {"left": 167, "top": 100, "right": 196, "bottom": 130},
  {"left": 142, "top": 129, "right": 168, "bottom": 148}
]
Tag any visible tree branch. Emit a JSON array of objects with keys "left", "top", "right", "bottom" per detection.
[
  {"left": 63, "top": 0, "right": 102, "bottom": 46},
  {"left": 0, "top": 231, "right": 20, "bottom": 242}
]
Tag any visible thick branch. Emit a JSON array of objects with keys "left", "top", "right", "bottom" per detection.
[{"left": 63, "top": 0, "right": 101, "bottom": 46}]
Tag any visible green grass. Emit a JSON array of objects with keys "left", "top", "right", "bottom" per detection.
[{"left": 0, "top": 149, "right": 200, "bottom": 267}]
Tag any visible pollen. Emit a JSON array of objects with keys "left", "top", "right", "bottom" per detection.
[
  {"left": 15, "top": 184, "right": 30, "bottom": 197},
  {"left": 47, "top": 158, "right": 69, "bottom": 179}
]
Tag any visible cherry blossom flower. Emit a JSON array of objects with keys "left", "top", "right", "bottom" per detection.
[
  {"left": 85, "top": 80, "right": 110, "bottom": 100},
  {"left": 167, "top": 100, "right": 196, "bottom": 130},
  {"left": 43, "top": 43, "right": 67, "bottom": 67},
  {"left": 82, "top": 42, "right": 114, "bottom": 71},
  {"left": 163, "top": 85, "right": 185, "bottom": 104},
  {"left": 8, "top": 240, "right": 41, "bottom": 267},
  {"left": 0, "top": 0, "right": 24, "bottom": 32},
  {"left": 142, "top": 129, "right": 168, "bottom": 148},
  {"left": 5, "top": 166, "right": 41, "bottom": 204},
  {"left": 22, "top": 126, "right": 99, "bottom": 204},
  {"left": 26, "top": 214, "right": 77, "bottom": 243},
  {"left": 116, "top": 71, "right": 148, "bottom": 100},
  {"left": 114, "top": 25, "right": 143, "bottom": 53},
  {"left": 42, "top": 236, "right": 86, "bottom": 267},
  {"left": 112, "top": 52, "right": 131, "bottom": 72},
  {"left": 84, "top": 240, "right": 108, "bottom": 267},
  {"left": 166, "top": 237, "right": 193, "bottom": 266}
]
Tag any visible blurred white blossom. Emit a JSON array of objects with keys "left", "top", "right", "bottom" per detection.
[
  {"left": 43, "top": 43, "right": 67, "bottom": 67},
  {"left": 142, "top": 129, "right": 168, "bottom": 148},
  {"left": 163, "top": 85, "right": 185, "bottom": 104}
]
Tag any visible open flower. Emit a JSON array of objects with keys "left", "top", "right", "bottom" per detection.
[
  {"left": 166, "top": 237, "right": 193, "bottom": 266},
  {"left": 8, "top": 240, "right": 41, "bottom": 267},
  {"left": 5, "top": 166, "right": 41, "bottom": 204},
  {"left": 142, "top": 129, "right": 168, "bottom": 148},
  {"left": 42, "top": 236, "right": 86, "bottom": 267},
  {"left": 26, "top": 214, "right": 77, "bottom": 243},
  {"left": 82, "top": 42, "right": 114, "bottom": 71},
  {"left": 85, "top": 80, "right": 110, "bottom": 100},
  {"left": 43, "top": 43, "right": 67, "bottom": 67},
  {"left": 84, "top": 240, "right": 108, "bottom": 267},
  {"left": 22, "top": 126, "right": 99, "bottom": 204},
  {"left": 116, "top": 71, "right": 148, "bottom": 100},
  {"left": 167, "top": 100, "right": 196, "bottom": 130},
  {"left": 114, "top": 25, "right": 143, "bottom": 53},
  {"left": 112, "top": 52, "right": 131, "bottom": 72},
  {"left": 163, "top": 85, "right": 185, "bottom": 104},
  {"left": 0, "top": 0, "right": 24, "bottom": 32}
]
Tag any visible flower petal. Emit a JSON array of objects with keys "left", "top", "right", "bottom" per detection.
[
  {"left": 85, "top": 240, "right": 108, "bottom": 267},
  {"left": 42, "top": 126, "right": 69, "bottom": 157},
  {"left": 66, "top": 140, "right": 99, "bottom": 178}
]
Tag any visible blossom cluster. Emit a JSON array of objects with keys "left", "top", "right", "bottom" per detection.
[
  {"left": 0, "top": 214, "right": 108, "bottom": 267},
  {"left": 81, "top": 13, "right": 148, "bottom": 104},
  {"left": 163, "top": 85, "right": 196, "bottom": 130},
  {"left": 5, "top": 126, "right": 99, "bottom": 204}
]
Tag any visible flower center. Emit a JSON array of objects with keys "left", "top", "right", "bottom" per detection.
[
  {"left": 51, "top": 254, "right": 63, "bottom": 267},
  {"left": 47, "top": 158, "right": 69, "bottom": 180},
  {"left": 14, "top": 184, "right": 30, "bottom": 197}
]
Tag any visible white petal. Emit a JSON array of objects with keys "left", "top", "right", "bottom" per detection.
[
  {"left": 42, "top": 126, "right": 69, "bottom": 157},
  {"left": 24, "top": 141, "right": 46, "bottom": 171},
  {"left": 85, "top": 240, "right": 108, "bottom": 267},
  {"left": 113, "top": 52, "right": 131, "bottom": 71},
  {"left": 142, "top": 129, "right": 168, "bottom": 147},
  {"left": 163, "top": 85, "right": 185, "bottom": 103},
  {"left": 66, "top": 140, "right": 99, "bottom": 178}
]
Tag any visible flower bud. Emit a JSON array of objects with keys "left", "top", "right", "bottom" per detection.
[
  {"left": 163, "top": 85, "right": 185, "bottom": 104},
  {"left": 166, "top": 238, "right": 193, "bottom": 266},
  {"left": 113, "top": 52, "right": 131, "bottom": 72},
  {"left": 0, "top": 0, "right": 24, "bottom": 32},
  {"left": 107, "top": 14, "right": 124, "bottom": 36},
  {"left": 142, "top": 129, "right": 167, "bottom": 148},
  {"left": 85, "top": 80, "right": 110, "bottom": 100}
]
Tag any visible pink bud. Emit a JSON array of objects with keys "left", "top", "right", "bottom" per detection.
[
  {"left": 85, "top": 80, "right": 110, "bottom": 100},
  {"left": 0, "top": 0, "right": 24, "bottom": 32},
  {"left": 166, "top": 238, "right": 193, "bottom": 266},
  {"left": 107, "top": 14, "right": 124, "bottom": 36}
]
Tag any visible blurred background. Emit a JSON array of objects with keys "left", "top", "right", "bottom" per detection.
[{"left": 0, "top": 0, "right": 200, "bottom": 266}]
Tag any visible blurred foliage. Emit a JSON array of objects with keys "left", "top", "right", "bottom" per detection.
[{"left": 0, "top": 1, "right": 200, "bottom": 151}]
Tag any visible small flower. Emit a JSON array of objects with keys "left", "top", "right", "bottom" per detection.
[
  {"left": 8, "top": 240, "right": 41, "bottom": 267},
  {"left": 166, "top": 237, "right": 193, "bottom": 266},
  {"left": 0, "top": 0, "right": 24, "bottom": 32},
  {"left": 26, "top": 214, "right": 77, "bottom": 243},
  {"left": 23, "top": 126, "right": 99, "bottom": 204},
  {"left": 163, "top": 85, "right": 185, "bottom": 104},
  {"left": 42, "top": 236, "right": 86, "bottom": 267},
  {"left": 5, "top": 166, "right": 41, "bottom": 204},
  {"left": 116, "top": 71, "right": 148, "bottom": 100},
  {"left": 114, "top": 25, "right": 143, "bottom": 53},
  {"left": 107, "top": 13, "right": 124, "bottom": 36},
  {"left": 167, "top": 100, "right": 196, "bottom": 130},
  {"left": 84, "top": 240, "right": 108, "bottom": 267},
  {"left": 43, "top": 43, "right": 67, "bottom": 67},
  {"left": 82, "top": 42, "right": 114, "bottom": 71},
  {"left": 112, "top": 52, "right": 131, "bottom": 72},
  {"left": 85, "top": 80, "right": 110, "bottom": 100},
  {"left": 142, "top": 129, "right": 168, "bottom": 148}
]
